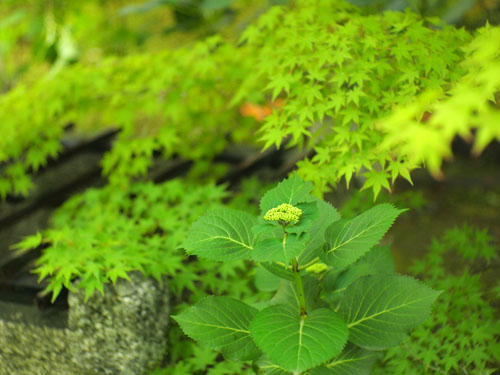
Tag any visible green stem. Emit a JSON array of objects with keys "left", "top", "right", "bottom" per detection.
[
  {"left": 298, "top": 256, "right": 320, "bottom": 271},
  {"left": 292, "top": 257, "right": 307, "bottom": 318}
]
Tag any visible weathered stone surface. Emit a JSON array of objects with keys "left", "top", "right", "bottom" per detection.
[
  {"left": 0, "top": 301, "right": 71, "bottom": 375},
  {"left": 68, "top": 272, "right": 170, "bottom": 375},
  {"left": 0, "top": 274, "right": 169, "bottom": 375}
]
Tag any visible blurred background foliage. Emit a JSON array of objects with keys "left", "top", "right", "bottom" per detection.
[
  {"left": 0, "top": 0, "right": 285, "bottom": 90},
  {"left": 1, "top": 0, "right": 497, "bottom": 92},
  {"left": 0, "top": 0, "right": 499, "bottom": 200},
  {"left": 1, "top": 1, "right": 499, "bottom": 374}
]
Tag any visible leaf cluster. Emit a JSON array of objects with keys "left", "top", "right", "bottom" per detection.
[
  {"left": 13, "top": 179, "right": 230, "bottom": 302},
  {"left": 379, "top": 25, "right": 500, "bottom": 178},
  {"left": 175, "top": 173, "right": 440, "bottom": 375},
  {"left": 0, "top": 32, "right": 253, "bottom": 198},
  {"left": 373, "top": 224, "right": 500, "bottom": 375},
  {"left": 234, "top": 2, "right": 473, "bottom": 196},
  {"left": 1, "top": 0, "right": 498, "bottom": 200}
]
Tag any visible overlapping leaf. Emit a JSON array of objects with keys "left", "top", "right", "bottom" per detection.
[
  {"left": 250, "top": 306, "right": 348, "bottom": 373},
  {"left": 173, "top": 296, "right": 261, "bottom": 361},
  {"left": 286, "top": 201, "right": 319, "bottom": 236},
  {"left": 324, "top": 246, "right": 394, "bottom": 303},
  {"left": 252, "top": 234, "right": 305, "bottom": 264},
  {"left": 260, "top": 173, "right": 314, "bottom": 214},
  {"left": 339, "top": 275, "right": 441, "bottom": 349},
  {"left": 322, "top": 204, "right": 405, "bottom": 269},
  {"left": 182, "top": 208, "right": 256, "bottom": 261},
  {"left": 309, "top": 344, "right": 378, "bottom": 375},
  {"left": 270, "top": 275, "right": 325, "bottom": 313},
  {"left": 255, "top": 265, "right": 281, "bottom": 292},
  {"left": 255, "top": 358, "right": 293, "bottom": 375},
  {"left": 261, "top": 261, "right": 294, "bottom": 281},
  {"left": 299, "top": 199, "right": 340, "bottom": 266}
]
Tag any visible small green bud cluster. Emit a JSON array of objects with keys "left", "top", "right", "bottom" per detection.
[{"left": 264, "top": 203, "right": 302, "bottom": 223}]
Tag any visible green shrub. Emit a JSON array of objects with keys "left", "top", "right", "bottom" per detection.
[
  {"left": 373, "top": 224, "right": 500, "bottom": 375},
  {"left": 174, "top": 173, "right": 440, "bottom": 375},
  {"left": 1, "top": 0, "right": 499, "bottom": 199},
  {"left": 13, "top": 179, "right": 231, "bottom": 301}
]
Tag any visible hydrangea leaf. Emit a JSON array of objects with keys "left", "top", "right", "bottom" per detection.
[
  {"left": 250, "top": 306, "right": 348, "bottom": 373},
  {"left": 252, "top": 234, "right": 305, "bottom": 264},
  {"left": 298, "top": 199, "right": 341, "bottom": 266},
  {"left": 324, "top": 245, "right": 395, "bottom": 303},
  {"left": 260, "top": 173, "right": 315, "bottom": 214},
  {"left": 182, "top": 208, "right": 256, "bottom": 261},
  {"left": 173, "top": 296, "right": 261, "bottom": 361},
  {"left": 255, "top": 266, "right": 282, "bottom": 292},
  {"left": 270, "top": 275, "right": 325, "bottom": 313},
  {"left": 309, "top": 344, "right": 378, "bottom": 375},
  {"left": 339, "top": 275, "right": 442, "bottom": 350},
  {"left": 286, "top": 201, "right": 319, "bottom": 235},
  {"left": 260, "top": 261, "right": 295, "bottom": 281},
  {"left": 255, "top": 358, "right": 293, "bottom": 375},
  {"left": 322, "top": 204, "right": 405, "bottom": 269}
]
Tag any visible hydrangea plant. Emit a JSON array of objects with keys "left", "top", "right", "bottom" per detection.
[{"left": 174, "top": 174, "right": 441, "bottom": 374}]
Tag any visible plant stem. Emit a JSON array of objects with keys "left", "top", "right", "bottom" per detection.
[
  {"left": 298, "top": 256, "right": 320, "bottom": 270},
  {"left": 292, "top": 257, "right": 307, "bottom": 318}
]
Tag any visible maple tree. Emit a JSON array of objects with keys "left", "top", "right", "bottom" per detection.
[{"left": 1, "top": 0, "right": 499, "bottom": 199}]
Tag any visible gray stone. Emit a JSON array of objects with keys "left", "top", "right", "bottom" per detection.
[
  {"left": 68, "top": 272, "right": 170, "bottom": 375},
  {"left": 0, "top": 273, "right": 169, "bottom": 375}
]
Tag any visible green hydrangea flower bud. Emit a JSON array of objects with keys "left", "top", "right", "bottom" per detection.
[
  {"left": 305, "top": 263, "right": 328, "bottom": 274},
  {"left": 264, "top": 203, "right": 302, "bottom": 223}
]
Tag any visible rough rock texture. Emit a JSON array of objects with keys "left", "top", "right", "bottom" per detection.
[
  {"left": 68, "top": 272, "right": 170, "bottom": 375},
  {"left": 0, "top": 307, "right": 72, "bottom": 375},
  {"left": 0, "top": 274, "right": 169, "bottom": 375}
]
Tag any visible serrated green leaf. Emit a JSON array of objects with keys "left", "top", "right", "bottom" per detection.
[
  {"left": 322, "top": 204, "right": 405, "bottom": 269},
  {"left": 325, "top": 246, "right": 395, "bottom": 303},
  {"left": 255, "top": 266, "right": 281, "bottom": 292},
  {"left": 252, "top": 234, "right": 305, "bottom": 264},
  {"left": 256, "top": 358, "right": 293, "bottom": 375},
  {"left": 182, "top": 208, "right": 256, "bottom": 261},
  {"left": 261, "top": 262, "right": 294, "bottom": 281},
  {"left": 270, "top": 275, "right": 324, "bottom": 313},
  {"left": 173, "top": 296, "right": 261, "bottom": 361},
  {"left": 260, "top": 173, "right": 314, "bottom": 214},
  {"left": 298, "top": 199, "right": 340, "bottom": 266},
  {"left": 250, "top": 306, "right": 348, "bottom": 373},
  {"left": 309, "top": 344, "right": 378, "bottom": 375},
  {"left": 11, "top": 232, "right": 43, "bottom": 252},
  {"left": 340, "top": 275, "right": 441, "bottom": 349},
  {"left": 286, "top": 201, "right": 319, "bottom": 236},
  {"left": 252, "top": 219, "right": 282, "bottom": 242}
]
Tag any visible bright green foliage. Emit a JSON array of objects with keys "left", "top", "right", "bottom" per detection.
[
  {"left": 323, "top": 245, "right": 395, "bottom": 304},
  {"left": 14, "top": 175, "right": 267, "bottom": 374},
  {"left": 176, "top": 174, "right": 439, "bottom": 374},
  {"left": 2, "top": 0, "right": 498, "bottom": 200},
  {"left": 252, "top": 235, "right": 305, "bottom": 264},
  {"left": 270, "top": 276, "right": 323, "bottom": 313},
  {"left": 250, "top": 307, "right": 348, "bottom": 373},
  {"left": 235, "top": 1, "right": 475, "bottom": 195},
  {"left": 0, "top": 34, "right": 250, "bottom": 198},
  {"left": 373, "top": 224, "right": 500, "bottom": 375},
  {"left": 309, "top": 344, "right": 378, "bottom": 375},
  {"left": 298, "top": 200, "right": 340, "bottom": 266},
  {"left": 14, "top": 179, "right": 228, "bottom": 301},
  {"left": 259, "top": 174, "right": 315, "bottom": 213},
  {"left": 173, "top": 296, "right": 261, "bottom": 361},
  {"left": 322, "top": 204, "right": 405, "bottom": 269},
  {"left": 339, "top": 275, "right": 441, "bottom": 349},
  {"left": 379, "top": 24, "right": 500, "bottom": 177},
  {"left": 182, "top": 209, "right": 257, "bottom": 261}
]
